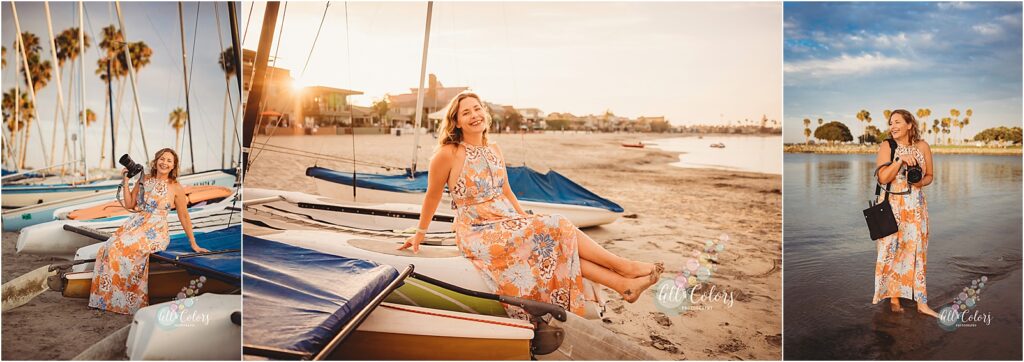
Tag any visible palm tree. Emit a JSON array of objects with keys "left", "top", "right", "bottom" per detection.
[
  {"left": 12, "top": 32, "right": 52, "bottom": 168},
  {"left": 95, "top": 25, "right": 125, "bottom": 167},
  {"left": 2, "top": 46, "right": 6, "bottom": 69},
  {"left": 941, "top": 117, "right": 952, "bottom": 144},
  {"left": 949, "top": 108, "right": 960, "bottom": 144},
  {"left": 961, "top": 108, "right": 972, "bottom": 143},
  {"left": 803, "top": 118, "right": 811, "bottom": 144},
  {"left": 80, "top": 109, "right": 96, "bottom": 127},
  {"left": 883, "top": 109, "right": 892, "bottom": 121},
  {"left": 856, "top": 110, "right": 871, "bottom": 143},
  {"left": 932, "top": 120, "right": 940, "bottom": 144},
  {"left": 168, "top": 107, "right": 188, "bottom": 154},
  {"left": 3, "top": 88, "right": 33, "bottom": 166},
  {"left": 818, "top": 118, "right": 823, "bottom": 126}
]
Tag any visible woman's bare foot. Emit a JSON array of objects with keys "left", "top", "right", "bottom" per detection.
[
  {"left": 619, "top": 275, "right": 658, "bottom": 303},
  {"left": 890, "top": 298, "right": 904, "bottom": 313},
  {"left": 618, "top": 260, "right": 658, "bottom": 279},
  {"left": 917, "top": 302, "right": 939, "bottom": 318}
]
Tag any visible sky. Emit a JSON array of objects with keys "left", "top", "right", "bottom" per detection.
[
  {"left": 2, "top": 2, "right": 239, "bottom": 172},
  {"left": 241, "top": 1, "right": 781, "bottom": 127},
  {"left": 783, "top": 2, "right": 1023, "bottom": 144}
]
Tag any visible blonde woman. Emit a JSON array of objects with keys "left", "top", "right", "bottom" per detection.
[
  {"left": 398, "top": 91, "right": 662, "bottom": 320},
  {"left": 872, "top": 109, "right": 938, "bottom": 318},
  {"left": 89, "top": 148, "right": 208, "bottom": 315}
]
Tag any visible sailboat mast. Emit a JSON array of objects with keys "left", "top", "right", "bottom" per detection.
[
  {"left": 242, "top": 2, "right": 281, "bottom": 180},
  {"left": 11, "top": 2, "right": 50, "bottom": 170},
  {"left": 79, "top": 1, "right": 89, "bottom": 180},
  {"left": 178, "top": 2, "right": 197, "bottom": 171},
  {"left": 44, "top": 2, "right": 70, "bottom": 173},
  {"left": 114, "top": 1, "right": 150, "bottom": 162},
  {"left": 228, "top": 1, "right": 242, "bottom": 169},
  {"left": 410, "top": 1, "right": 434, "bottom": 176}
]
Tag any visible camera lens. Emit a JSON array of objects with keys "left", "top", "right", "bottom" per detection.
[{"left": 119, "top": 154, "right": 144, "bottom": 178}]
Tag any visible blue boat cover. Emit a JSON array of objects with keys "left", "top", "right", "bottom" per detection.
[
  {"left": 306, "top": 165, "right": 624, "bottom": 212},
  {"left": 154, "top": 225, "right": 241, "bottom": 285},
  {"left": 242, "top": 235, "right": 400, "bottom": 356},
  {"left": 1, "top": 168, "right": 15, "bottom": 176}
]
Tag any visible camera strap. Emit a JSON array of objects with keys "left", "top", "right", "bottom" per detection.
[{"left": 873, "top": 138, "right": 911, "bottom": 200}]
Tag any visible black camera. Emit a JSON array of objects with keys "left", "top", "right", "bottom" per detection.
[
  {"left": 906, "top": 165, "right": 923, "bottom": 184},
  {"left": 119, "top": 154, "right": 144, "bottom": 178}
]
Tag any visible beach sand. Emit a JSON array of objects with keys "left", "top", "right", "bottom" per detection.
[
  {"left": 1, "top": 231, "right": 132, "bottom": 360},
  {"left": 245, "top": 132, "right": 783, "bottom": 360}
]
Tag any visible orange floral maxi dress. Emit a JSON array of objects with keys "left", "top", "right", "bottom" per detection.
[
  {"left": 89, "top": 177, "right": 173, "bottom": 314},
  {"left": 873, "top": 144, "right": 929, "bottom": 305},
  {"left": 451, "top": 142, "right": 588, "bottom": 320}
]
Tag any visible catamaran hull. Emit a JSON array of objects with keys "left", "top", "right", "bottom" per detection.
[
  {"left": 311, "top": 178, "right": 621, "bottom": 228},
  {"left": 335, "top": 303, "right": 534, "bottom": 360},
  {"left": 252, "top": 229, "right": 606, "bottom": 320},
  {"left": 1, "top": 182, "right": 121, "bottom": 209},
  {"left": 16, "top": 200, "right": 241, "bottom": 260},
  {"left": 125, "top": 293, "right": 241, "bottom": 360},
  {"left": 61, "top": 267, "right": 237, "bottom": 299},
  {"left": 1, "top": 170, "right": 236, "bottom": 231}
]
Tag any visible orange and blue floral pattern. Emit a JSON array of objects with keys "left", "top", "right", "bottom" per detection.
[
  {"left": 451, "top": 142, "right": 587, "bottom": 320},
  {"left": 89, "top": 177, "right": 173, "bottom": 315},
  {"left": 873, "top": 145, "right": 929, "bottom": 304}
]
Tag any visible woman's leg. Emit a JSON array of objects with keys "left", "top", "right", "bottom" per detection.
[
  {"left": 575, "top": 229, "right": 655, "bottom": 278},
  {"left": 581, "top": 258, "right": 656, "bottom": 303},
  {"left": 890, "top": 297, "right": 904, "bottom": 312}
]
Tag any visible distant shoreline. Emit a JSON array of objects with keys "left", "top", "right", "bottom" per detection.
[{"left": 784, "top": 143, "right": 1022, "bottom": 155}]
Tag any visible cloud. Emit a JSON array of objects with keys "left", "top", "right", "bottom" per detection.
[
  {"left": 973, "top": 23, "right": 1002, "bottom": 36},
  {"left": 937, "top": 2, "right": 975, "bottom": 11},
  {"left": 784, "top": 52, "right": 912, "bottom": 79}
]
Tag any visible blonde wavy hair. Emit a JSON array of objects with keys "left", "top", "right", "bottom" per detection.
[{"left": 437, "top": 91, "right": 490, "bottom": 148}]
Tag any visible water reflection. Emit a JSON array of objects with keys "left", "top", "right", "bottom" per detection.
[{"left": 784, "top": 153, "right": 1022, "bottom": 360}]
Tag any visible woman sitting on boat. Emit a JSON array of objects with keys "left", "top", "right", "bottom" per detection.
[
  {"left": 89, "top": 148, "right": 208, "bottom": 315},
  {"left": 398, "top": 91, "right": 663, "bottom": 320}
]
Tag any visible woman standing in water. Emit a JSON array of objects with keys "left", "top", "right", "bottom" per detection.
[
  {"left": 89, "top": 148, "right": 208, "bottom": 315},
  {"left": 872, "top": 109, "right": 938, "bottom": 318},
  {"left": 398, "top": 91, "right": 663, "bottom": 320}
]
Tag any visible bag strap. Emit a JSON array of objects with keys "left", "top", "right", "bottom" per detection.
[{"left": 873, "top": 138, "right": 910, "bottom": 199}]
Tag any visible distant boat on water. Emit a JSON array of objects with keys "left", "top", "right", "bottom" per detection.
[
  {"left": 710, "top": 142, "right": 726, "bottom": 148},
  {"left": 621, "top": 142, "right": 645, "bottom": 148}
]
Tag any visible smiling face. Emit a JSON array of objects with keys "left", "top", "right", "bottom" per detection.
[
  {"left": 150, "top": 148, "right": 180, "bottom": 181},
  {"left": 455, "top": 96, "right": 489, "bottom": 135},
  {"left": 888, "top": 110, "right": 918, "bottom": 143}
]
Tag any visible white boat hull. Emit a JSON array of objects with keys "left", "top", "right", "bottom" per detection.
[
  {"left": 255, "top": 228, "right": 606, "bottom": 319},
  {"left": 311, "top": 178, "right": 621, "bottom": 228},
  {"left": 126, "top": 293, "right": 241, "bottom": 360},
  {"left": 17, "top": 196, "right": 241, "bottom": 260},
  {"left": 2, "top": 170, "right": 237, "bottom": 231}
]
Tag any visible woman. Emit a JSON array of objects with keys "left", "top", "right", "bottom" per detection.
[
  {"left": 89, "top": 148, "right": 208, "bottom": 315},
  {"left": 398, "top": 91, "right": 663, "bottom": 320},
  {"left": 872, "top": 109, "right": 938, "bottom": 318}
]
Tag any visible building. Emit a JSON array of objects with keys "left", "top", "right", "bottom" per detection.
[{"left": 387, "top": 74, "right": 468, "bottom": 130}]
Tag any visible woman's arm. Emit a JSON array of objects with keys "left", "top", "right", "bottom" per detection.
[
  {"left": 173, "top": 183, "right": 207, "bottom": 253},
  {"left": 876, "top": 141, "right": 904, "bottom": 184},
  {"left": 397, "top": 146, "right": 454, "bottom": 253},
  {"left": 122, "top": 171, "right": 143, "bottom": 210},
  {"left": 912, "top": 141, "right": 934, "bottom": 187},
  {"left": 493, "top": 144, "right": 529, "bottom": 216}
]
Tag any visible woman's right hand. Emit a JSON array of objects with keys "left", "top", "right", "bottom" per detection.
[
  {"left": 397, "top": 232, "right": 424, "bottom": 254},
  {"left": 121, "top": 168, "right": 130, "bottom": 183}
]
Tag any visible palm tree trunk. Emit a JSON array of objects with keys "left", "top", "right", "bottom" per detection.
[
  {"left": 48, "top": 66, "right": 66, "bottom": 168},
  {"left": 97, "top": 86, "right": 110, "bottom": 168},
  {"left": 175, "top": 129, "right": 181, "bottom": 155}
]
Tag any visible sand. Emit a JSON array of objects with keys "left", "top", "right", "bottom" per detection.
[
  {"left": 1, "top": 232, "right": 132, "bottom": 360},
  {"left": 245, "top": 132, "right": 783, "bottom": 360},
  {"left": 785, "top": 143, "right": 1022, "bottom": 155}
]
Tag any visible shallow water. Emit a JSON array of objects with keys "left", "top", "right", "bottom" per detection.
[
  {"left": 783, "top": 153, "right": 1022, "bottom": 360},
  {"left": 647, "top": 135, "right": 782, "bottom": 174}
]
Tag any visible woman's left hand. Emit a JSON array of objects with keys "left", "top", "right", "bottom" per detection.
[{"left": 191, "top": 243, "right": 210, "bottom": 253}]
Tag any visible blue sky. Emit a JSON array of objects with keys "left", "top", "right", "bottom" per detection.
[
  {"left": 783, "top": 2, "right": 1022, "bottom": 144},
  {"left": 2, "top": 2, "right": 239, "bottom": 171}
]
